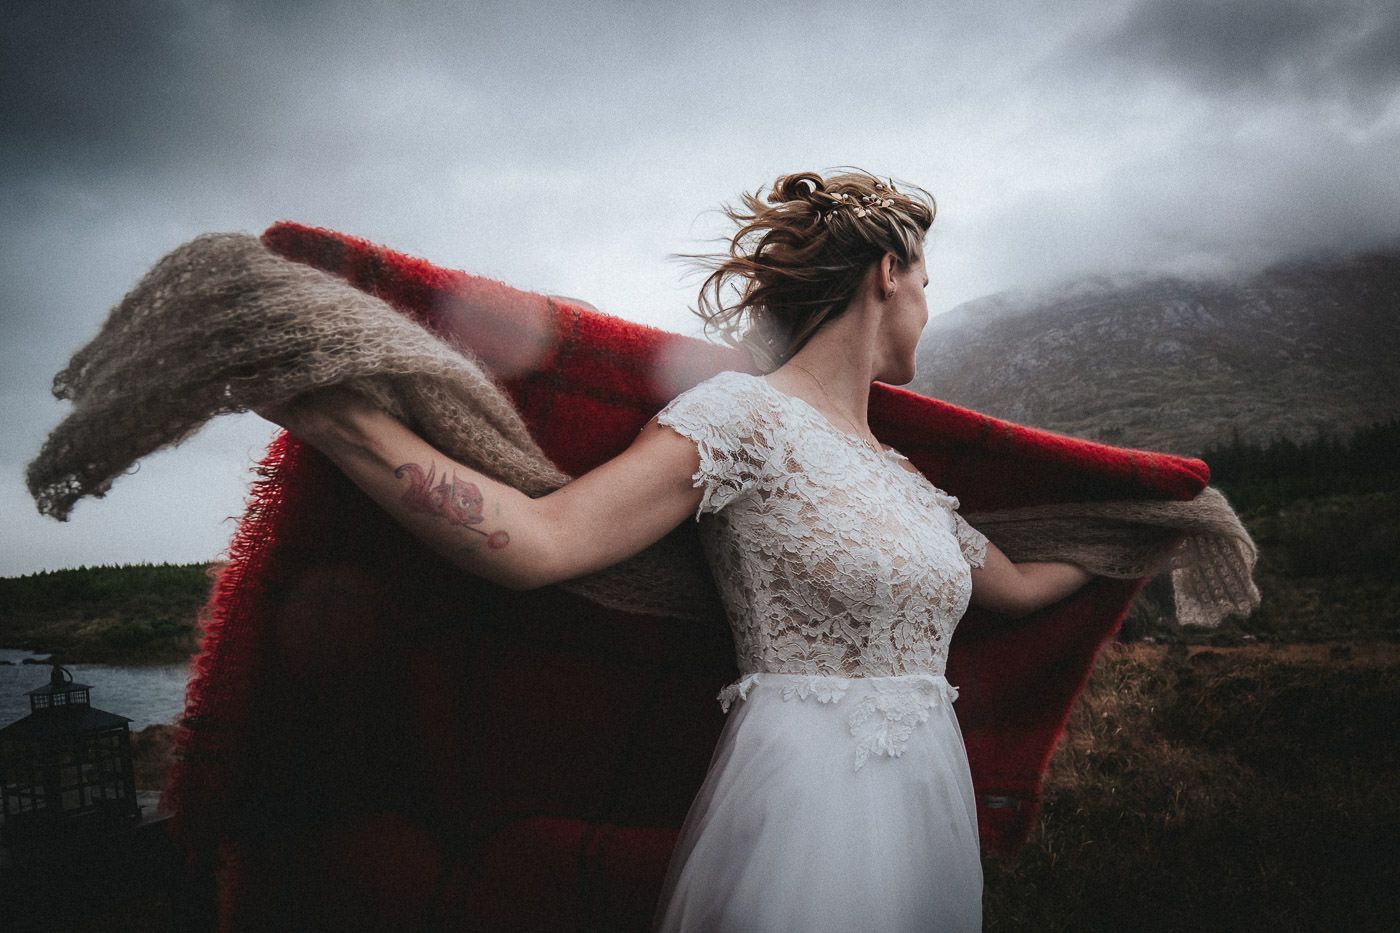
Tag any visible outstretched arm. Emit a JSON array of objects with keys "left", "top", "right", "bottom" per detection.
[
  {"left": 968, "top": 540, "right": 1095, "bottom": 617},
  {"left": 257, "top": 387, "right": 709, "bottom": 592}
]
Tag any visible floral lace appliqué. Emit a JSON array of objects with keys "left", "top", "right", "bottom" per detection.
[
  {"left": 717, "top": 672, "right": 961, "bottom": 772},
  {"left": 847, "top": 676, "right": 960, "bottom": 772},
  {"left": 717, "top": 672, "right": 851, "bottom": 713},
  {"left": 654, "top": 375, "right": 782, "bottom": 521},
  {"left": 656, "top": 370, "right": 986, "bottom": 767}
]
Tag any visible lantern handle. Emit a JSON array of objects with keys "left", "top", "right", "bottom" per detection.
[{"left": 49, "top": 661, "right": 73, "bottom": 686}]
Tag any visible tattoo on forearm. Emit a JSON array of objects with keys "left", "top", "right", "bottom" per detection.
[{"left": 394, "top": 462, "right": 511, "bottom": 550}]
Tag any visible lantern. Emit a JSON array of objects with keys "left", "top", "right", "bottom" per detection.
[{"left": 0, "top": 662, "right": 141, "bottom": 847}]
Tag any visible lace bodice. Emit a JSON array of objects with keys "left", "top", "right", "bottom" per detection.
[{"left": 654, "top": 370, "right": 990, "bottom": 768}]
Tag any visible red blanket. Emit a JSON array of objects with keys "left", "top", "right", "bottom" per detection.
[{"left": 163, "top": 222, "right": 1208, "bottom": 930}]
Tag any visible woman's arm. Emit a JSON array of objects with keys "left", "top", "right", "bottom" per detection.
[
  {"left": 257, "top": 387, "right": 709, "bottom": 592},
  {"left": 967, "top": 539, "right": 1095, "bottom": 617}
]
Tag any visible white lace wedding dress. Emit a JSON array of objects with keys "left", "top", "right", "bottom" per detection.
[{"left": 649, "top": 370, "right": 990, "bottom": 933}]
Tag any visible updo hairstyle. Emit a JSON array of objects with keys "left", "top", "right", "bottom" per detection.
[{"left": 683, "top": 168, "right": 935, "bottom": 372}]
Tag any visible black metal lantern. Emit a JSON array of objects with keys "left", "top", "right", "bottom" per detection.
[{"left": 0, "top": 662, "right": 140, "bottom": 847}]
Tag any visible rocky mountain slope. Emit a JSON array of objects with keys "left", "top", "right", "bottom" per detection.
[{"left": 909, "top": 249, "right": 1400, "bottom": 456}]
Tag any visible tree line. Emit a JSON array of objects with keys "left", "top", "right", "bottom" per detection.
[{"left": 1200, "top": 417, "right": 1400, "bottom": 513}]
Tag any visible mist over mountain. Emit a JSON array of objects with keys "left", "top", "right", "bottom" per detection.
[{"left": 910, "top": 248, "right": 1400, "bottom": 456}]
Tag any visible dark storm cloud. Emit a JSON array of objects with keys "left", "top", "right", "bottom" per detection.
[
  {"left": 975, "top": 0, "right": 1400, "bottom": 292},
  {"left": 1, "top": 0, "right": 956, "bottom": 188},
  {"left": 1080, "top": 0, "right": 1400, "bottom": 111},
  {"left": 0, "top": 0, "right": 291, "bottom": 174},
  {"left": 1337, "top": 9, "right": 1400, "bottom": 101},
  {"left": 3, "top": 2, "right": 183, "bottom": 167},
  {"left": 2, "top": 1, "right": 485, "bottom": 182}
]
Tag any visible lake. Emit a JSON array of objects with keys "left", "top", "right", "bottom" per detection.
[{"left": 0, "top": 649, "right": 189, "bottom": 731}]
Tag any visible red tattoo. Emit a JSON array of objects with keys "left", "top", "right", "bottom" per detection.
[{"left": 394, "top": 462, "right": 510, "bottom": 549}]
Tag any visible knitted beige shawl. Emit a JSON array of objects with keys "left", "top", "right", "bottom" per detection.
[{"left": 26, "top": 233, "right": 1260, "bottom": 628}]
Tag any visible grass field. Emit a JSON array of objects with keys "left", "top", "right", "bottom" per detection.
[{"left": 983, "top": 641, "right": 1400, "bottom": 932}]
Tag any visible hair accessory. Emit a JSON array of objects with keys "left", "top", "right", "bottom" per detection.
[{"left": 823, "top": 188, "right": 897, "bottom": 221}]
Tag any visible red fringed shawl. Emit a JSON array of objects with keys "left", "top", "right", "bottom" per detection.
[{"left": 163, "top": 222, "right": 1208, "bottom": 930}]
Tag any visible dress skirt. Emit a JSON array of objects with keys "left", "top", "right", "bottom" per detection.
[{"left": 651, "top": 671, "right": 983, "bottom": 932}]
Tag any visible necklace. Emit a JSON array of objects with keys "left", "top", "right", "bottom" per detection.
[{"left": 791, "top": 363, "right": 884, "bottom": 455}]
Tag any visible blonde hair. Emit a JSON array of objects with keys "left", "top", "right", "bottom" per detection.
[{"left": 680, "top": 168, "right": 935, "bottom": 372}]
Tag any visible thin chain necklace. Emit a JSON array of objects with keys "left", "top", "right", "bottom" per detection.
[{"left": 791, "top": 363, "right": 884, "bottom": 455}]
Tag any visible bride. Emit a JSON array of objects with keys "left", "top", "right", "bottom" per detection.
[{"left": 258, "top": 168, "right": 1095, "bottom": 932}]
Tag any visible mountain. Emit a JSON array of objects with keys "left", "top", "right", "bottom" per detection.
[{"left": 908, "top": 249, "right": 1400, "bottom": 456}]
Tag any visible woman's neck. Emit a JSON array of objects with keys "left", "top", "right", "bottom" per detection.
[{"left": 766, "top": 320, "right": 880, "bottom": 435}]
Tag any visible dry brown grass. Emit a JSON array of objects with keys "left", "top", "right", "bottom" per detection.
[{"left": 983, "top": 641, "right": 1400, "bottom": 932}]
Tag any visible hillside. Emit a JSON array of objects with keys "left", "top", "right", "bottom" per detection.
[
  {"left": 0, "top": 563, "right": 214, "bottom": 663},
  {"left": 911, "top": 248, "right": 1400, "bottom": 455}
]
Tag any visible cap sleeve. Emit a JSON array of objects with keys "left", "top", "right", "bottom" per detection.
[
  {"left": 951, "top": 511, "right": 989, "bottom": 569},
  {"left": 919, "top": 482, "right": 991, "bottom": 570},
  {"left": 653, "top": 372, "right": 777, "bottom": 521}
]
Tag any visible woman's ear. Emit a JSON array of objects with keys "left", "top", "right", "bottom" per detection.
[{"left": 879, "top": 252, "right": 899, "bottom": 299}]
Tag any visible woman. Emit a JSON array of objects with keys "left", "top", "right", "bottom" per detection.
[{"left": 259, "top": 169, "right": 1095, "bottom": 932}]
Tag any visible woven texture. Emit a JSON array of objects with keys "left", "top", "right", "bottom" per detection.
[{"left": 27, "top": 224, "right": 1261, "bottom": 929}]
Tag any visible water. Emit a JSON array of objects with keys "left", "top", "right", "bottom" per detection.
[{"left": 0, "top": 649, "right": 190, "bottom": 731}]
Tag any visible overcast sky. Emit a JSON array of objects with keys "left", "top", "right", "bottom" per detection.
[{"left": 3, "top": 0, "right": 1398, "bottom": 576}]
